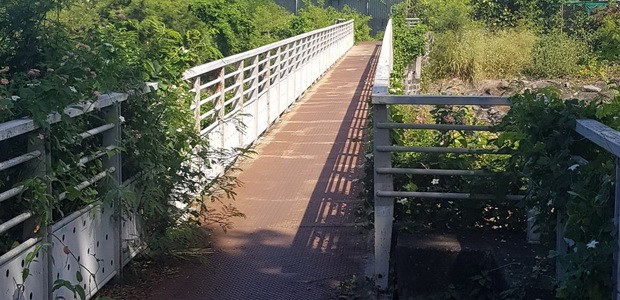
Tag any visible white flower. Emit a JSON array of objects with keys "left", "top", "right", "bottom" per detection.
[
  {"left": 431, "top": 178, "right": 440, "bottom": 185},
  {"left": 547, "top": 200, "right": 553, "bottom": 206},
  {"left": 119, "top": 116, "right": 125, "bottom": 123},
  {"left": 397, "top": 198, "right": 408, "bottom": 205},
  {"left": 587, "top": 240, "right": 599, "bottom": 249},
  {"left": 69, "top": 86, "right": 77, "bottom": 93},
  {"left": 176, "top": 128, "right": 183, "bottom": 133},
  {"left": 568, "top": 164, "right": 579, "bottom": 171},
  {"left": 10, "top": 95, "right": 20, "bottom": 101}
]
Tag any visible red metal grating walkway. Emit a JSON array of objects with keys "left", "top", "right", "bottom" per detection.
[{"left": 150, "top": 42, "right": 380, "bottom": 300}]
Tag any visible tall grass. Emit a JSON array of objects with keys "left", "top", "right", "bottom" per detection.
[
  {"left": 426, "top": 25, "right": 537, "bottom": 82},
  {"left": 425, "top": 25, "right": 591, "bottom": 82}
]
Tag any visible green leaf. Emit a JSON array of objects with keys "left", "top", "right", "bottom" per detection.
[
  {"left": 75, "top": 284, "right": 86, "bottom": 300},
  {"left": 25, "top": 250, "right": 37, "bottom": 264},
  {"left": 22, "top": 268, "right": 29, "bottom": 281},
  {"left": 52, "top": 279, "right": 73, "bottom": 292},
  {"left": 76, "top": 270, "right": 83, "bottom": 282}
]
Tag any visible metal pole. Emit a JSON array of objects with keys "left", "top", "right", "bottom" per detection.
[{"left": 373, "top": 103, "right": 394, "bottom": 291}]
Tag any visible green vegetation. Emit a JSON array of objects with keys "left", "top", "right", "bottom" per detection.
[
  {"left": 498, "top": 90, "right": 620, "bottom": 298},
  {"left": 402, "top": 0, "right": 620, "bottom": 82},
  {"left": 389, "top": 1, "right": 428, "bottom": 92},
  {"left": 0, "top": 0, "right": 371, "bottom": 266},
  {"left": 384, "top": 0, "right": 620, "bottom": 298},
  {"left": 427, "top": 25, "right": 537, "bottom": 82}
]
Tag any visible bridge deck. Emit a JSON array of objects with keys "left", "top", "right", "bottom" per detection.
[{"left": 150, "top": 42, "right": 380, "bottom": 300}]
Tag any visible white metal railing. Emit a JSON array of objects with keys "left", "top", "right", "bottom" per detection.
[
  {"left": 0, "top": 93, "right": 144, "bottom": 300},
  {"left": 373, "top": 18, "right": 620, "bottom": 298},
  {"left": 371, "top": 18, "right": 393, "bottom": 291},
  {"left": 183, "top": 20, "right": 355, "bottom": 179},
  {"left": 0, "top": 21, "right": 355, "bottom": 300}
]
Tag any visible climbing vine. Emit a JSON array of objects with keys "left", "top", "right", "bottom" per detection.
[{"left": 496, "top": 89, "right": 620, "bottom": 298}]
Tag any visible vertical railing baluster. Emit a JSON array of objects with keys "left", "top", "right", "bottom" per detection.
[
  {"left": 275, "top": 47, "right": 282, "bottom": 119},
  {"left": 266, "top": 50, "right": 272, "bottom": 127},
  {"left": 373, "top": 103, "right": 394, "bottom": 291},
  {"left": 193, "top": 77, "right": 201, "bottom": 133},
  {"left": 215, "top": 68, "right": 226, "bottom": 148},
  {"left": 251, "top": 55, "right": 260, "bottom": 141},
  {"left": 215, "top": 68, "right": 225, "bottom": 121},
  {"left": 235, "top": 60, "right": 245, "bottom": 147}
]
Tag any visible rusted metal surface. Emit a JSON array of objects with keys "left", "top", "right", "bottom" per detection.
[{"left": 147, "top": 42, "right": 380, "bottom": 300}]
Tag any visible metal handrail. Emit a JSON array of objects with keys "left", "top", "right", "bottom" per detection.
[{"left": 372, "top": 18, "right": 620, "bottom": 299}]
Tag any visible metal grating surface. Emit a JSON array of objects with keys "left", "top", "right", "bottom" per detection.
[{"left": 144, "top": 41, "right": 379, "bottom": 300}]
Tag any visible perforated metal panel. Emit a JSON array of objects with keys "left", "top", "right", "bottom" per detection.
[
  {"left": 50, "top": 204, "right": 116, "bottom": 299},
  {"left": 121, "top": 211, "right": 143, "bottom": 265},
  {"left": 0, "top": 241, "right": 47, "bottom": 300}
]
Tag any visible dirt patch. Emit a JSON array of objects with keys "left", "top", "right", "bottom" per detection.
[
  {"left": 421, "top": 77, "right": 618, "bottom": 125},
  {"left": 424, "top": 78, "right": 617, "bottom": 100}
]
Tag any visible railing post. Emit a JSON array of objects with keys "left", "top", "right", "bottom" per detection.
[
  {"left": 266, "top": 51, "right": 272, "bottom": 126},
  {"left": 274, "top": 47, "right": 282, "bottom": 119},
  {"left": 235, "top": 60, "right": 245, "bottom": 147},
  {"left": 102, "top": 101, "right": 123, "bottom": 280},
  {"left": 373, "top": 103, "right": 394, "bottom": 291},
  {"left": 27, "top": 129, "right": 51, "bottom": 300},
  {"left": 614, "top": 158, "right": 620, "bottom": 300},
  {"left": 215, "top": 68, "right": 225, "bottom": 121},
  {"left": 193, "top": 77, "right": 201, "bottom": 133},
  {"left": 251, "top": 55, "right": 260, "bottom": 141},
  {"left": 215, "top": 68, "right": 226, "bottom": 148}
]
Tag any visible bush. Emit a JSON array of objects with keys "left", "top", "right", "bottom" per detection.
[
  {"left": 591, "top": 6, "right": 620, "bottom": 61},
  {"left": 526, "top": 32, "right": 589, "bottom": 78},
  {"left": 418, "top": 0, "right": 474, "bottom": 32},
  {"left": 471, "top": 0, "right": 562, "bottom": 30},
  {"left": 497, "top": 90, "right": 620, "bottom": 299},
  {"left": 391, "top": 0, "right": 428, "bottom": 83}
]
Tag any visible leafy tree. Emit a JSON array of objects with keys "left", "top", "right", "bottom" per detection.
[
  {"left": 470, "top": 0, "right": 563, "bottom": 30},
  {"left": 0, "top": 0, "right": 59, "bottom": 69},
  {"left": 189, "top": 0, "right": 254, "bottom": 56},
  {"left": 591, "top": 5, "right": 620, "bottom": 61}
]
